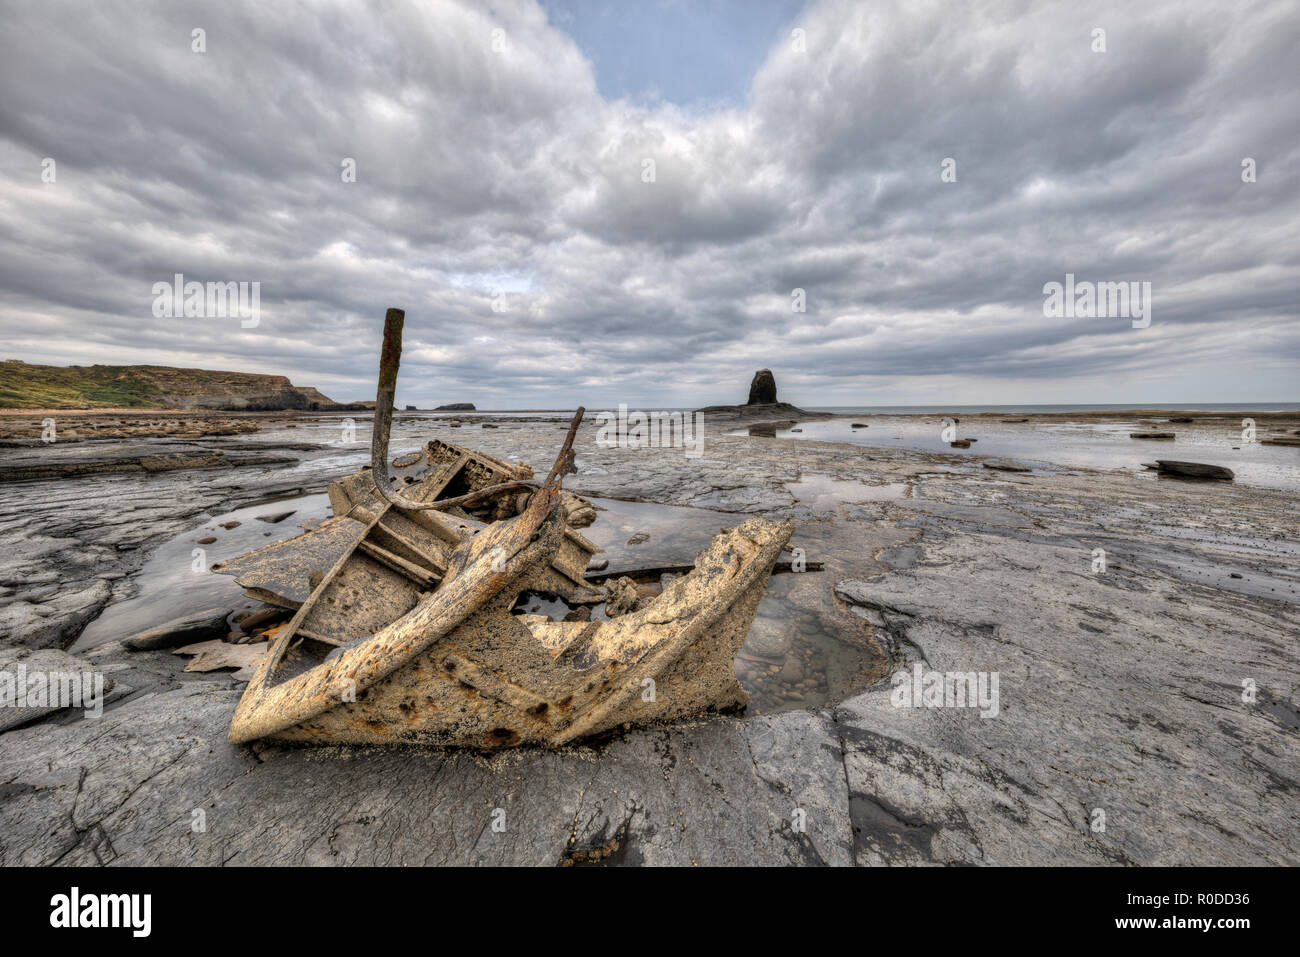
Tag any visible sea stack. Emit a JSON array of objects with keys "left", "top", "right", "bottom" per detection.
[
  {"left": 747, "top": 369, "right": 778, "bottom": 405},
  {"left": 694, "top": 368, "right": 825, "bottom": 420}
]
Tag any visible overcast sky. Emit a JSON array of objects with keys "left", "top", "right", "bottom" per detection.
[{"left": 1, "top": 0, "right": 1297, "bottom": 408}]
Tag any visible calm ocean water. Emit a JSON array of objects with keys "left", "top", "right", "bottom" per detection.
[
  {"left": 806, "top": 403, "right": 1300, "bottom": 415},
  {"left": 407, "top": 403, "right": 1300, "bottom": 416}
]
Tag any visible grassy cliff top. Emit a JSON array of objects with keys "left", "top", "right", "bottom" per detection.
[{"left": 0, "top": 359, "right": 307, "bottom": 409}]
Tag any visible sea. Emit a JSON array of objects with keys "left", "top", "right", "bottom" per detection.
[{"left": 394, "top": 403, "right": 1300, "bottom": 417}]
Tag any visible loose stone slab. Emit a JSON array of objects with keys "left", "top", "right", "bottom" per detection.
[
  {"left": 125, "top": 607, "right": 233, "bottom": 650},
  {"left": 1155, "top": 460, "right": 1234, "bottom": 480}
]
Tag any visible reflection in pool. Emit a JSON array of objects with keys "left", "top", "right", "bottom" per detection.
[
  {"left": 570, "top": 495, "right": 891, "bottom": 713},
  {"left": 731, "top": 417, "right": 1300, "bottom": 491},
  {"left": 75, "top": 493, "right": 333, "bottom": 649}
]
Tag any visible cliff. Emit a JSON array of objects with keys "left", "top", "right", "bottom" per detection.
[{"left": 0, "top": 359, "right": 363, "bottom": 411}]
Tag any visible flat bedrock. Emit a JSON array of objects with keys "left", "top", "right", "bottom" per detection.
[{"left": 1, "top": 418, "right": 1296, "bottom": 865}]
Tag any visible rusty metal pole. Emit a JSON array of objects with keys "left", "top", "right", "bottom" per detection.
[
  {"left": 368, "top": 307, "right": 584, "bottom": 512},
  {"left": 370, "top": 307, "right": 405, "bottom": 484}
]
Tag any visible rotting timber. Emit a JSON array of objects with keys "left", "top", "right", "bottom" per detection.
[{"left": 226, "top": 307, "right": 792, "bottom": 748}]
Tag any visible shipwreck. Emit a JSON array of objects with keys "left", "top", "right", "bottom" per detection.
[{"left": 223, "top": 308, "right": 792, "bottom": 748}]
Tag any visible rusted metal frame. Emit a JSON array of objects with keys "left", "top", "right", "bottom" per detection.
[
  {"left": 296, "top": 627, "right": 349, "bottom": 646},
  {"left": 410, "top": 452, "right": 469, "bottom": 503},
  {"left": 356, "top": 539, "right": 440, "bottom": 588},
  {"left": 369, "top": 519, "right": 447, "bottom": 575}
]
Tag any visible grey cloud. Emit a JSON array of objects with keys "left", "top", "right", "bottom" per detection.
[{"left": 0, "top": 0, "right": 1296, "bottom": 408}]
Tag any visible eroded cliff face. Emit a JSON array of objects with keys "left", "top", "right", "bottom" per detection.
[
  {"left": 158, "top": 372, "right": 310, "bottom": 410},
  {"left": 169, "top": 379, "right": 350, "bottom": 410}
]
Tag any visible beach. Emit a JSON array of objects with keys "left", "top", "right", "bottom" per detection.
[{"left": 0, "top": 407, "right": 1297, "bottom": 864}]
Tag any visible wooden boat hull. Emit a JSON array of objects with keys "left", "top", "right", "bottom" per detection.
[
  {"left": 229, "top": 514, "right": 790, "bottom": 748},
  {"left": 212, "top": 440, "right": 599, "bottom": 613},
  {"left": 226, "top": 306, "right": 793, "bottom": 748}
]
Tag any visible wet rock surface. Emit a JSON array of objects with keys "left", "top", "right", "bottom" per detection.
[
  {"left": 0, "top": 432, "right": 347, "bottom": 650},
  {"left": 0, "top": 441, "right": 294, "bottom": 482},
  {"left": 0, "top": 413, "right": 263, "bottom": 443},
  {"left": 0, "top": 412, "right": 1297, "bottom": 865},
  {"left": 0, "top": 647, "right": 113, "bottom": 733}
]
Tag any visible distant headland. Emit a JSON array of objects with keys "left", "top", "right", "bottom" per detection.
[{"left": 0, "top": 359, "right": 367, "bottom": 411}]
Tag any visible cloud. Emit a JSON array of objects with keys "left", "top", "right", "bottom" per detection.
[{"left": 0, "top": 0, "right": 1296, "bottom": 407}]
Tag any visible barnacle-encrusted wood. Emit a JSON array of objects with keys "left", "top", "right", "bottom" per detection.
[{"left": 227, "top": 307, "right": 791, "bottom": 748}]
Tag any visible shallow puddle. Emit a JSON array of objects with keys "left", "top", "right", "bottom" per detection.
[
  {"left": 576, "top": 497, "right": 735, "bottom": 575},
  {"left": 575, "top": 496, "right": 891, "bottom": 712},
  {"left": 731, "top": 417, "right": 1300, "bottom": 491},
  {"left": 738, "top": 571, "right": 886, "bottom": 713},
  {"left": 786, "top": 473, "right": 909, "bottom": 515},
  {"left": 75, "top": 493, "right": 333, "bottom": 649}
]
